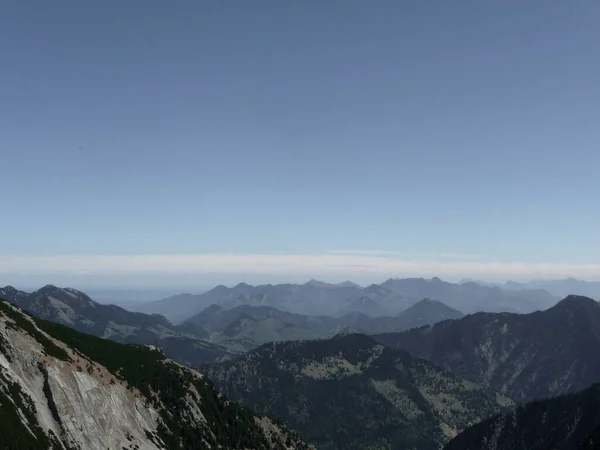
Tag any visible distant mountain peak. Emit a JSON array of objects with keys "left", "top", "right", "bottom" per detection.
[
  {"left": 406, "top": 298, "right": 451, "bottom": 309},
  {"left": 306, "top": 279, "right": 331, "bottom": 287},
  {"left": 213, "top": 284, "right": 228, "bottom": 291},
  {"left": 562, "top": 294, "right": 596, "bottom": 301},
  {"left": 37, "top": 283, "right": 61, "bottom": 292},
  {"left": 552, "top": 294, "right": 598, "bottom": 310},
  {"left": 396, "top": 298, "right": 463, "bottom": 323},
  {"left": 0, "top": 285, "right": 224, "bottom": 367},
  {"left": 0, "top": 285, "right": 20, "bottom": 294}
]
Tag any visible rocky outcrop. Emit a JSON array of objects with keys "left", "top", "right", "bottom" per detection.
[
  {"left": 0, "top": 302, "right": 161, "bottom": 449},
  {"left": 0, "top": 300, "right": 312, "bottom": 450}
]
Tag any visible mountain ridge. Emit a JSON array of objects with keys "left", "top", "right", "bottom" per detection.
[
  {"left": 185, "top": 299, "right": 463, "bottom": 352},
  {"left": 503, "top": 278, "right": 600, "bottom": 300},
  {"left": 137, "top": 277, "right": 556, "bottom": 323},
  {"left": 0, "top": 285, "right": 232, "bottom": 367},
  {"left": 375, "top": 295, "right": 600, "bottom": 402},
  {"left": 205, "top": 332, "right": 512, "bottom": 449}
]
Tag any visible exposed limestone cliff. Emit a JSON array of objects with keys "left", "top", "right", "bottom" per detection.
[{"left": 0, "top": 300, "right": 312, "bottom": 450}]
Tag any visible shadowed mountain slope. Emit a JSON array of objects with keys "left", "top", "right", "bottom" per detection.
[
  {"left": 375, "top": 295, "right": 600, "bottom": 402},
  {"left": 444, "top": 382, "right": 600, "bottom": 450}
]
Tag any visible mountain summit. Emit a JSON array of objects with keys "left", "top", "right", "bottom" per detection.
[
  {"left": 396, "top": 298, "right": 463, "bottom": 324},
  {"left": 0, "top": 285, "right": 230, "bottom": 367}
]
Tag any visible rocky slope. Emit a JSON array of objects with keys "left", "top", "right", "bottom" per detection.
[
  {"left": 0, "top": 300, "right": 312, "bottom": 450},
  {"left": 444, "top": 382, "right": 600, "bottom": 450},
  {"left": 0, "top": 285, "right": 231, "bottom": 366},
  {"left": 205, "top": 333, "right": 512, "bottom": 450},
  {"left": 375, "top": 295, "right": 600, "bottom": 402}
]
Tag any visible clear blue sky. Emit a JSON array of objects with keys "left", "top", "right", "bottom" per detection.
[{"left": 1, "top": 1, "right": 599, "bottom": 286}]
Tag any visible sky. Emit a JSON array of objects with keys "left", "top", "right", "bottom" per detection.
[{"left": 1, "top": 1, "right": 600, "bottom": 288}]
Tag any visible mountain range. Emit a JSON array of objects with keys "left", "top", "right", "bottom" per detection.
[
  {"left": 503, "top": 277, "right": 600, "bottom": 300},
  {"left": 375, "top": 295, "right": 600, "bottom": 402},
  {"left": 136, "top": 277, "right": 558, "bottom": 323},
  {"left": 205, "top": 333, "right": 512, "bottom": 450},
  {"left": 185, "top": 298, "right": 463, "bottom": 352},
  {"left": 380, "top": 277, "right": 557, "bottom": 314},
  {"left": 0, "top": 284, "right": 466, "bottom": 365},
  {"left": 3, "top": 280, "right": 600, "bottom": 449},
  {"left": 0, "top": 285, "right": 231, "bottom": 367},
  {"left": 137, "top": 281, "right": 380, "bottom": 322},
  {"left": 0, "top": 300, "right": 311, "bottom": 450}
]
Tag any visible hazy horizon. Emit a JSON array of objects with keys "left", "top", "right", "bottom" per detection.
[
  {"left": 2, "top": 2, "right": 599, "bottom": 288},
  {"left": 4, "top": 272, "right": 600, "bottom": 294}
]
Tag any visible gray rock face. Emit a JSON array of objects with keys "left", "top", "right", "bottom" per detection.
[
  {"left": 0, "top": 303, "right": 163, "bottom": 449},
  {"left": 0, "top": 300, "right": 313, "bottom": 450}
]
